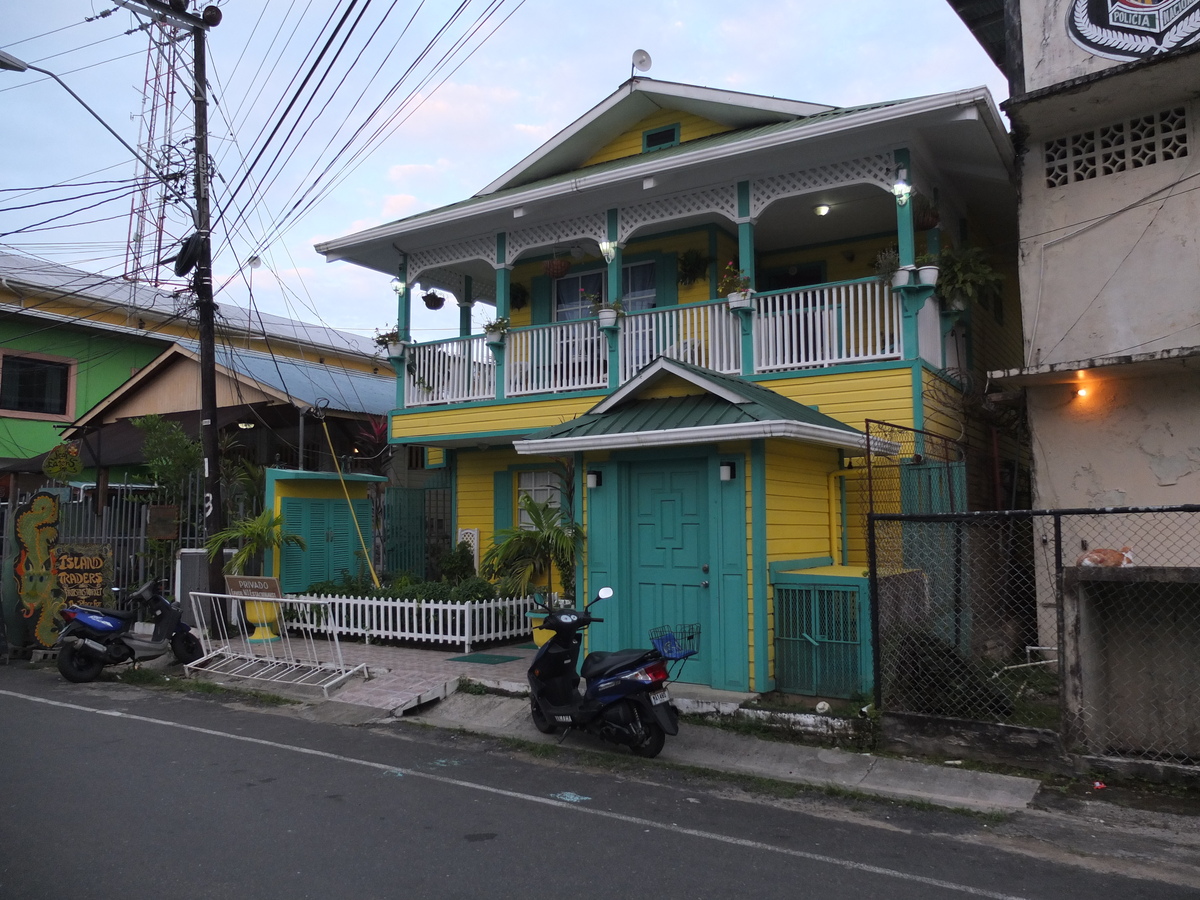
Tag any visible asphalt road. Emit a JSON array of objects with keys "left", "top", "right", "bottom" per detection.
[{"left": 0, "top": 665, "right": 1193, "bottom": 900}]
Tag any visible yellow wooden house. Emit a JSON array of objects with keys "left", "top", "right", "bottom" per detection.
[{"left": 316, "top": 78, "right": 1020, "bottom": 695}]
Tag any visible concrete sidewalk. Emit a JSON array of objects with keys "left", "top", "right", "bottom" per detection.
[{"left": 288, "top": 641, "right": 1041, "bottom": 815}]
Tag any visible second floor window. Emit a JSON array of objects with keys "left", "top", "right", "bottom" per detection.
[
  {"left": 554, "top": 260, "right": 656, "bottom": 320},
  {"left": 0, "top": 354, "right": 70, "bottom": 416}
]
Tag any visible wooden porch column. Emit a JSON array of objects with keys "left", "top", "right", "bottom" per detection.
[
  {"left": 395, "top": 255, "right": 410, "bottom": 409},
  {"left": 605, "top": 209, "right": 622, "bottom": 390},
  {"left": 494, "top": 233, "right": 509, "bottom": 400},
  {"left": 736, "top": 180, "right": 756, "bottom": 288},
  {"left": 459, "top": 275, "right": 473, "bottom": 337},
  {"left": 892, "top": 149, "right": 931, "bottom": 362}
]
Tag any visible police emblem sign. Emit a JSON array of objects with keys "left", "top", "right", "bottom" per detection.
[{"left": 1069, "top": 0, "right": 1200, "bottom": 60}]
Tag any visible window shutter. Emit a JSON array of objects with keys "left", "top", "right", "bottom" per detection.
[
  {"left": 530, "top": 275, "right": 552, "bottom": 325},
  {"left": 493, "top": 470, "right": 514, "bottom": 531},
  {"left": 656, "top": 252, "right": 678, "bottom": 306}
]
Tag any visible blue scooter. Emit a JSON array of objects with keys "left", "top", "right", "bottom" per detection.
[
  {"left": 527, "top": 587, "right": 696, "bottom": 759},
  {"left": 55, "top": 580, "right": 203, "bottom": 683}
]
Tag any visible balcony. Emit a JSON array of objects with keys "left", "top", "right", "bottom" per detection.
[{"left": 402, "top": 277, "right": 901, "bottom": 408}]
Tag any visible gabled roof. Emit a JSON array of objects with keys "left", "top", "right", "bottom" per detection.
[
  {"left": 516, "top": 357, "right": 873, "bottom": 455},
  {"left": 481, "top": 78, "right": 837, "bottom": 194},
  {"left": 70, "top": 341, "right": 395, "bottom": 432},
  {"left": 0, "top": 251, "right": 377, "bottom": 357}
]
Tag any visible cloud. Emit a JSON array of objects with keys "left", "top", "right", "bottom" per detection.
[{"left": 381, "top": 193, "right": 421, "bottom": 218}]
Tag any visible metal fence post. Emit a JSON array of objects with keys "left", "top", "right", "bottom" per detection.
[{"left": 867, "top": 511, "right": 882, "bottom": 711}]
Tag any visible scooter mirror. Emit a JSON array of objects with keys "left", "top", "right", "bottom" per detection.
[{"left": 597, "top": 587, "right": 613, "bottom": 600}]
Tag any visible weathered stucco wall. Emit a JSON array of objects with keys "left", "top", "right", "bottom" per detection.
[
  {"left": 1021, "top": 0, "right": 1127, "bottom": 91},
  {"left": 1016, "top": 99, "right": 1200, "bottom": 367},
  {"left": 1027, "top": 373, "right": 1200, "bottom": 509}
]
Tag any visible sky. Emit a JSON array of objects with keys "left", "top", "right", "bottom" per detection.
[{"left": 0, "top": 1, "right": 1006, "bottom": 347}]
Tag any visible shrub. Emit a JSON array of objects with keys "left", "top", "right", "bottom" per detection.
[{"left": 450, "top": 576, "right": 496, "bottom": 604}]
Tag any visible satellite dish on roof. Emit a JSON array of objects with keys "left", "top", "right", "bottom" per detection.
[{"left": 632, "top": 49, "right": 652, "bottom": 74}]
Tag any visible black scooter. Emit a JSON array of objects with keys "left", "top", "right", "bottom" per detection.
[
  {"left": 55, "top": 580, "right": 204, "bottom": 683},
  {"left": 527, "top": 587, "right": 696, "bottom": 759}
]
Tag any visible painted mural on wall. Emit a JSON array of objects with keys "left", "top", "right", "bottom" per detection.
[
  {"left": 1069, "top": 0, "right": 1200, "bottom": 60},
  {"left": 15, "top": 492, "right": 63, "bottom": 648}
]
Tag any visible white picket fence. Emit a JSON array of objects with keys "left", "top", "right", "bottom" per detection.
[{"left": 294, "top": 592, "right": 543, "bottom": 653}]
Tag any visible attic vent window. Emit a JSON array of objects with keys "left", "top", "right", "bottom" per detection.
[{"left": 642, "top": 123, "right": 680, "bottom": 153}]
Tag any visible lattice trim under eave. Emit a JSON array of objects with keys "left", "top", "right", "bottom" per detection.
[
  {"left": 408, "top": 236, "right": 496, "bottom": 283},
  {"left": 751, "top": 153, "right": 896, "bottom": 218},
  {"left": 618, "top": 185, "right": 739, "bottom": 243},
  {"left": 506, "top": 213, "right": 608, "bottom": 264}
]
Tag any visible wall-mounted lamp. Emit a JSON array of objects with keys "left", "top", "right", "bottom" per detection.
[
  {"left": 598, "top": 241, "right": 619, "bottom": 264},
  {"left": 237, "top": 421, "right": 256, "bottom": 430},
  {"left": 390, "top": 276, "right": 406, "bottom": 294},
  {"left": 1074, "top": 387, "right": 1089, "bottom": 399},
  {"left": 813, "top": 204, "right": 831, "bottom": 217},
  {"left": 892, "top": 166, "right": 912, "bottom": 206},
  {"left": 719, "top": 462, "right": 736, "bottom": 482},
  {"left": 586, "top": 470, "right": 603, "bottom": 489}
]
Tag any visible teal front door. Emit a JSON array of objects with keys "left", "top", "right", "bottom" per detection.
[{"left": 624, "top": 459, "right": 710, "bottom": 685}]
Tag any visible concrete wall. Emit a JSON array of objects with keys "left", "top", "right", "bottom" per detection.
[
  {"left": 1027, "top": 373, "right": 1200, "bottom": 509},
  {"left": 1020, "top": 0, "right": 1125, "bottom": 91},
  {"left": 1016, "top": 98, "right": 1200, "bottom": 368}
]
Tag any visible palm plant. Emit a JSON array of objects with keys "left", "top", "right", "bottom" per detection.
[
  {"left": 481, "top": 494, "right": 583, "bottom": 600},
  {"left": 205, "top": 509, "right": 306, "bottom": 576}
]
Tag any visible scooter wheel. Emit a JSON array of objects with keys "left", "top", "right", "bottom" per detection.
[
  {"left": 57, "top": 644, "right": 105, "bottom": 683},
  {"left": 171, "top": 632, "right": 203, "bottom": 664},
  {"left": 630, "top": 721, "right": 665, "bottom": 759},
  {"left": 530, "top": 697, "right": 560, "bottom": 735}
]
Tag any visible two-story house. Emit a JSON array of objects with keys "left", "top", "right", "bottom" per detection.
[{"left": 316, "top": 78, "right": 1019, "bottom": 694}]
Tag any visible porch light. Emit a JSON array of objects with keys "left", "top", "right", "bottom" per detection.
[
  {"left": 587, "top": 471, "right": 603, "bottom": 489},
  {"left": 719, "top": 462, "right": 736, "bottom": 482},
  {"left": 390, "top": 276, "right": 406, "bottom": 294},
  {"left": 1074, "top": 387, "right": 1088, "bottom": 398},
  {"left": 237, "top": 421, "right": 255, "bottom": 430},
  {"left": 598, "top": 241, "right": 618, "bottom": 264},
  {"left": 892, "top": 166, "right": 912, "bottom": 205},
  {"left": 813, "top": 204, "right": 831, "bottom": 216}
]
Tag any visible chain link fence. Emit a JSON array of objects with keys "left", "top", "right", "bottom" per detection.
[{"left": 870, "top": 505, "right": 1200, "bottom": 766}]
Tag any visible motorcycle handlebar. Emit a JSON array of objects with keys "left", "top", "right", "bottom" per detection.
[{"left": 589, "top": 616, "right": 604, "bottom": 623}]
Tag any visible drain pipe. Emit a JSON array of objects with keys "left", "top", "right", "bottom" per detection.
[{"left": 1, "top": 277, "right": 28, "bottom": 307}]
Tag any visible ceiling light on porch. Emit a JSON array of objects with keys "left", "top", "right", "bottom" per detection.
[
  {"left": 892, "top": 166, "right": 912, "bottom": 205},
  {"left": 237, "top": 421, "right": 256, "bottom": 430},
  {"left": 813, "top": 204, "right": 831, "bottom": 216}
]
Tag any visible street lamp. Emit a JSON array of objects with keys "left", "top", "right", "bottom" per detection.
[{"left": 0, "top": 49, "right": 191, "bottom": 212}]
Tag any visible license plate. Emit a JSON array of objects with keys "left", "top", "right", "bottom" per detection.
[{"left": 650, "top": 689, "right": 670, "bottom": 705}]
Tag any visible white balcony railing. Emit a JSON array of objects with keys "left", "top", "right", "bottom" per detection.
[
  {"left": 754, "top": 278, "right": 901, "bottom": 371},
  {"left": 506, "top": 319, "right": 607, "bottom": 396},
  {"left": 402, "top": 278, "right": 903, "bottom": 407},
  {"left": 406, "top": 335, "right": 494, "bottom": 406},
  {"left": 619, "top": 300, "right": 741, "bottom": 382}
]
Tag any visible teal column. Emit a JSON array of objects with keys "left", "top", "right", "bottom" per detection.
[
  {"left": 750, "top": 439, "right": 772, "bottom": 692},
  {"left": 894, "top": 148, "right": 915, "bottom": 267},
  {"left": 737, "top": 180, "right": 756, "bottom": 288},
  {"left": 459, "top": 275, "right": 473, "bottom": 337},
  {"left": 707, "top": 226, "right": 719, "bottom": 299},
  {"left": 396, "top": 256, "right": 411, "bottom": 342},
  {"left": 737, "top": 307, "right": 755, "bottom": 376},
  {"left": 605, "top": 208, "right": 622, "bottom": 305},
  {"left": 494, "top": 233, "right": 509, "bottom": 400}
]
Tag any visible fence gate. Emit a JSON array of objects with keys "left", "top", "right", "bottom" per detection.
[
  {"left": 774, "top": 570, "right": 872, "bottom": 699},
  {"left": 385, "top": 487, "right": 427, "bottom": 578}
]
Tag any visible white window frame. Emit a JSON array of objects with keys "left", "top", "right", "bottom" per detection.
[
  {"left": 554, "top": 260, "right": 657, "bottom": 320},
  {"left": 517, "top": 469, "right": 561, "bottom": 528}
]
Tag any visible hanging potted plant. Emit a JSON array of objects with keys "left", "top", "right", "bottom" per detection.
[
  {"left": 422, "top": 290, "right": 446, "bottom": 310},
  {"left": 716, "top": 260, "right": 753, "bottom": 306},
  {"left": 543, "top": 254, "right": 571, "bottom": 279},
  {"left": 935, "top": 244, "right": 1003, "bottom": 311},
  {"left": 373, "top": 327, "right": 405, "bottom": 358},
  {"left": 509, "top": 281, "right": 529, "bottom": 310},
  {"left": 677, "top": 248, "right": 710, "bottom": 287}
]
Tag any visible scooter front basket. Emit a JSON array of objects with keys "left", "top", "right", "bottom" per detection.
[{"left": 649, "top": 624, "right": 699, "bottom": 660}]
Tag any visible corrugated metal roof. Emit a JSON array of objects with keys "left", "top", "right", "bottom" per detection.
[
  {"left": 0, "top": 251, "right": 377, "bottom": 357},
  {"left": 176, "top": 339, "right": 395, "bottom": 416}
]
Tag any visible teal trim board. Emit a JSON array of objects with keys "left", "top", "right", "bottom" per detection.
[{"left": 750, "top": 439, "right": 771, "bottom": 692}]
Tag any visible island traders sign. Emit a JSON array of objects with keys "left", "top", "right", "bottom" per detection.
[{"left": 1069, "top": 0, "right": 1200, "bottom": 60}]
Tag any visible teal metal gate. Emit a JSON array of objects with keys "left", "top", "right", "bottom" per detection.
[{"left": 773, "top": 565, "right": 872, "bottom": 699}]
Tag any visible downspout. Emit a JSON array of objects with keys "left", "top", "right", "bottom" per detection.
[
  {"left": 827, "top": 468, "right": 857, "bottom": 565},
  {"left": 0, "top": 277, "right": 28, "bottom": 307}
]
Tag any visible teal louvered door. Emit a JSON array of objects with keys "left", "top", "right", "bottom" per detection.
[{"left": 278, "top": 497, "right": 371, "bottom": 593}]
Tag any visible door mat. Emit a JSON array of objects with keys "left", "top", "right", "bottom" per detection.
[
  {"left": 447, "top": 653, "right": 523, "bottom": 665},
  {"left": 514, "top": 642, "right": 539, "bottom": 650}
]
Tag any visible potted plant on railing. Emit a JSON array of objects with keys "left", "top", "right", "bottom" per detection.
[
  {"left": 587, "top": 291, "right": 625, "bottom": 327},
  {"left": 874, "top": 247, "right": 911, "bottom": 289},
  {"left": 717, "top": 260, "right": 753, "bottom": 306},
  {"left": 373, "top": 327, "right": 406, "bottom": 358},
  {"left": 482, "top": 316, "right": 509, "bottom": 344},
  {"left": 914, "top": 252, "right": 940, "bottom": 287}
]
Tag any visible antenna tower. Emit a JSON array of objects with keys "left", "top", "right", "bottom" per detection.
[{"left": 124, "top": 19, "right": 194, "bottom": 288}]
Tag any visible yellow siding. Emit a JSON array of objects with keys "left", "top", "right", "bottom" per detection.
[
  {"left": 765, "top": 366, "right": 916, "bottom": 433},
  {"left": 454, "top": 448, "right": 518, "bottom": 548},
  {"left": 583, "top": 111, "right": 733, "bottom": 168},
  {"left": 391, "top": 394, "right": 600, "bottom": 440}
]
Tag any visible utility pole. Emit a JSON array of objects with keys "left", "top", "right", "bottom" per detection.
[{"left": 122, "top": 0, "right": 225, "bottom": 598}]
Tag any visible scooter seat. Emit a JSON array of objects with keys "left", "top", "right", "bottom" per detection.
[
  {"left": 82, "top": 607, "right": 138, "bottom": 620},
  {"left": 580, "top": 648, "right": 656, "bottom": 680}
]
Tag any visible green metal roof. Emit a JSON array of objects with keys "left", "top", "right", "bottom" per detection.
[{"left": 522, "top": 357, "right": 862, "bottom": 444}]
